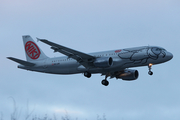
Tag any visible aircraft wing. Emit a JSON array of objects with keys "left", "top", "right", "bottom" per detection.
[{"left": 37, "top": 38, "right": 96, "bottom": 68}]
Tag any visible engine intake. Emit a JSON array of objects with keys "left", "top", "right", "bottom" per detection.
[
  {"left": 117, "top": 69, "right": 139, "bottom": 81},
  {"left": 94, "top": 57, "right": 113, "bottom": 68}
]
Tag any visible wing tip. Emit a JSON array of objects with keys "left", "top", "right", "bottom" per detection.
[
  {"left": 7, "top": 57, "right": 12, "bottom": 60},
  {"left": 36, "top": 37, "right": 40, "bottom": 42},
  {"left": 36, "top": 37, "right": 48, "bottom": 42}
]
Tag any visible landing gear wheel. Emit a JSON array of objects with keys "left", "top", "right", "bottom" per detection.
[
  {"left": 84, "top": 71, "right": 91, "bottom": 78},
  {"left": 101, "top": 80, "right": 109, "bottom": 86},
  {"left": 148, "top": 71, "right": 153, "bottom": 75}
]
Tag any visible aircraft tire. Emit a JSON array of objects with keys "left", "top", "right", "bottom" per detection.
[
  {"left": 84, "top": 71, "right": 91, "bottom": 78},
  {"left": 101, "top": 80, "right": 109, "bottom": 86},
  {"left": 148, "top": 71, "right": 153, "bottom": 75}
]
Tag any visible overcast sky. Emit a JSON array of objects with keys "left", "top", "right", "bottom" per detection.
[{"left": 0, "top": 0, "right": 180, "bottom": 120}]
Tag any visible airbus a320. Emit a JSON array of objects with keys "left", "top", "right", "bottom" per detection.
[{"left": 7, "top": 35, "right": 173, "bottom": 86}]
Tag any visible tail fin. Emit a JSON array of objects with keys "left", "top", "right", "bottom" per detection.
[{"left": 23, "top": 35, "right": 48, "bottom": 61}]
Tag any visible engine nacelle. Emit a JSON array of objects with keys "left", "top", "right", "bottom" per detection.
[
  {"left": 93, "top": 57, "right": 113, "bottom": 68},
  {"left": 117, "top": 69, "right": 139, "bottom": 81}
]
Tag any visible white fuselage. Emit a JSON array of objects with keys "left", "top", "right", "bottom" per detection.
[{"left": 18, "top": 46, "right": 173, "bottom": 75}]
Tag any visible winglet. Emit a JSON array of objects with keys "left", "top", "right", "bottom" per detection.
[
  {"left": 36, "top": 37, "right": 47, "bottom": 42},
  {"left": 36, "top": 37, "right": 40, "bottom": 42}
]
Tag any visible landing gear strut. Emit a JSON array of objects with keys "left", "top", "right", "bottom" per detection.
[
  {"left": 148, "top": 63, "right": 153, "bottom": 75},
  {"left": 84, "top": 71, "right": 91, "bottom": 78},
  {"left": 101, "top": 75, "right": 109, "bottom": 86}
]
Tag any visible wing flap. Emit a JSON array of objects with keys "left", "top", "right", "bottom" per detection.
[{"left": 7, "top": 57, "right": 35, "bottom": 66}]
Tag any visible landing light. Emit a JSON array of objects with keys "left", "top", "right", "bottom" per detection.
[{"left": 149, "top": 63, "right": 153, "bottom": 67}]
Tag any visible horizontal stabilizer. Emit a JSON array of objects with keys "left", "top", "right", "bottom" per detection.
[{"left": 7, "top": 57, "right": 35, "bottom": 66}]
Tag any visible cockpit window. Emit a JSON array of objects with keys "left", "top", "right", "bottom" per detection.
[
  {"left": 152, "top": 48, "right": 161, "bottom": 55},
  {"left": 151, "top": 47, "right": 166, "bottom": 55}
]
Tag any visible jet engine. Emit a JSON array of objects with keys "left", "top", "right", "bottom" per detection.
[
  {"left": 93, "top": 57, "right": 113, "bottom": 68},
  {"left": 116, "top": 69, "right": 139, "bottom": 81}
]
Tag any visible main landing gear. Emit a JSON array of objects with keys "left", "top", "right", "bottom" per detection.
[
  {"left": 148, "top": 63, "right": 153, "bottom": 75},
  {"left": 84, "top": 71, "right": 109, "bottom": 86},
  {"left": 101, "top": 75, "right": 109, "bottom": 86},
  {"left": 84, "top": 71, "right": 91, "bottom": 78}
]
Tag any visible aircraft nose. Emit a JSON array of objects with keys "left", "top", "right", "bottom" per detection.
[{"left": 166, "top": 52, "right": 173, "bottom": 61}]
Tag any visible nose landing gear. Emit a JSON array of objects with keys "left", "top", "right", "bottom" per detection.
[{"left": 148, "top": 63, "right": 153, "bottom": 75}]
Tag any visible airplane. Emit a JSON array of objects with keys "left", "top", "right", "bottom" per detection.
[{"left": 7, "top": 35, "right": 173, "bottom": 86}]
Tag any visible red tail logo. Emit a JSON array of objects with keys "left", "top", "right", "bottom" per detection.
[{"left": 25, "top": 41, "right": 41, "bottom": 59}]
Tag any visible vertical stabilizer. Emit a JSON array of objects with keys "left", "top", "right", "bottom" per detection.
[{"left": 22, "top": 35, "right": 48, "bottom": 61}]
